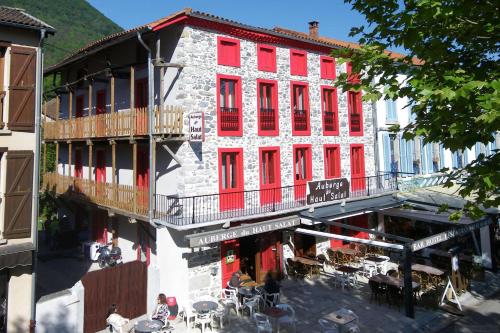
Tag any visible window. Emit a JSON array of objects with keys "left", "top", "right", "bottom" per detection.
[
  {"left": 257, "top": 79, "right": 278, "bottom": 136},
  {"left": 346, "top": 62, "right": 360, "bottom": 83},
  {"left": 321, "top": 86, "right": 338, "bottom": 135},
  {"left": 217, "top": 74, "right": 242, "bottom": 136},
  {"left": 293, "top": 144, "right": 312, "bottom": 200},
  {"left": 259, "top": 147, "right": 281, "bottom": 205},
  {"left": 290, "top": 49, "right": 307, "bottom": 76},
  {"left": 324, "top": 145, "right": 341, "bottom": 179},
  {"left": 257, "top": 44, "right": 276, "bottom": 72},
  {"left": 386, "top": 100, "right": 398, "bottom": 122},
  {"left": 217, "top": 36, "right": 240, "bottom": 67},
  {"left": 348, "top": 91, "right": 363, "bottom": 136},
  {"left": 218, "top": 148, "right": 244, "bottom": 211},
  {"left": 291, "top": 81, "right": 310, "bottom": 135},
  {"left": 350, "top": 144, "right": 366, "bottom": 192},
  {"left": 320, "top": 56, "right": 336, "bottom": 80}
]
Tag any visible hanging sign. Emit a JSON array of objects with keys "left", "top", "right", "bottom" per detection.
[
  {"left": 306, "top": 178, "right": 349, "bottom": 205},
  {"left": 189, "top": 112, "right": 204, "bottom": 142}
]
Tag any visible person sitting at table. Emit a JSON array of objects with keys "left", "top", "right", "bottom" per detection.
[
  {"left": 106, "top": 304, "right": 134, "bottom": 333},
  {"left": 263, "top": 272, "right": 281, "bottom": 306},
  {"left": 228, "top": 270, "right": 242, "bottom": 289},
  {"left": 151, "top": 293, "right": 171, "bottom": 327}
]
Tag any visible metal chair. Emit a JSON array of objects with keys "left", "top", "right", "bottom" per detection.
[
  {"left": 220, "top": 288, "right": 240, "bottom": 316},
  {"left": 254, "top": 313, "right": 272, "bottom": 333},
  {"left": 264, "top": 292, "right": 280, "bottom": 308},
  {"left": 318, "top": 319, "right": 340, "bottom": 333},
  {"left": 276, "top": 303, "right": 297, "bottom": 333},
  {"left": 242, "top": 295, "right": 261, "bottom": 318}
]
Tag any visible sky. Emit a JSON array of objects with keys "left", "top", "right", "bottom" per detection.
[{"left": 87, "top": 0, "right": 369, "bottom": 46}]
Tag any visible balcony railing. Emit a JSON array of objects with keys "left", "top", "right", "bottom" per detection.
[
  {"left": 350, "top": 113, "right": 362, "bottom": 133},
  {"left": 0, "top": 91, "right": 5, "bottom": 129},
  {"left": 324, "top": 111, "right": 337, "bottom": 132},
  {"left": 293, "top": 109, "right": 308, "bottom": 132},
  {"left": 155, "top": 173, "right": 398, "bottom": 226},
  {"left": 259, "top": 108, "right": 276, "bottom": 131},
  {"left": 42, "top": 172, "right": 148, "bottom": 216},
  {"left": 220, "top": 107, "right": 240, "bottom": 132},
  {"left": 42, "top": 105, "right": 183, "bottom": 140}
]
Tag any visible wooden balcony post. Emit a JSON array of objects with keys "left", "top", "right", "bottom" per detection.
[
  {"left": 111, "top": 75, "right": 115, "bottom": 136},
  {"left": 68, "top": 89, "right": 73, "bottom": 119},
  {"left": 55, "top": 142, "right": 59, "bottom": 174},
  {"left": 67, "top": 141, "right": 72, "bottom": 177},
  {"left": 88, "top": 79, "right": 93, "bottom": 136},
  {"left": 130, "top": 66, "right": 135, "bottom": 135},
  {"left": 132, "top": 141, "right": 137, "bottom": 214},
  {"left": 88, "top": 141, "right": 93, "bottom": 181},
  {"left": 111, "top": 140, "right": 116, "bottom": 201},
  {"left": 43, "top": 143, "right": 47, "bottom": 174},
  {"left": 56, "top": 94, "right": 60, "bottom": 121}
]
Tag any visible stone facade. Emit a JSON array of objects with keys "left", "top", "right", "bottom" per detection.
[{"left": 157, "top": 25, "right": 376, "bottom": 198}]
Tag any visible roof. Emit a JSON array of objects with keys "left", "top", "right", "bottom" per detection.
[{"left": 0, "top": 6, "right": 55, "bottom": 34}]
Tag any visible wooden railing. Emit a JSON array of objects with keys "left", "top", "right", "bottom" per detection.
[
  {"left": 43, "top": 105, "right": 183, "bottom": 140},
  {"left": 0, "top": 91, "right": 5, "bottom": 129},
  {"left": 42, "top": 172, "right": 148, "bottom": 216}
]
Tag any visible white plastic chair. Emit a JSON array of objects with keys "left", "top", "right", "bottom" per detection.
[
  {"left": 242, "top": 295, "right": 260, "bottom": 318},
  {"left": 220, "top": 289, "right": 240, "bottom": 316},
  {"left": 254, "top": 312, "right": 272, "bottom": 333},
  {"left": 212, "top": 304, "right": 230, "bottom": 329},
  {"left": 276, "top": 303, "right": 297, "bottom": 333},
  {"left": 318, "top": 319, "right": 339, "bottom": 333},
  {"left": 194, "top": 312, "right": 212, "bottom": 333},
  {"left": 179, "top": 303, "right": 196, "bottom": 332},
  {"left": 264, "top": 292, "right": 280, "bottom": 308},
  {"left": 344, "top": 322, "right": 361, "bottom": 333},
  {"left": 362, "top": 261, "right": 377, "bottom": 278}
]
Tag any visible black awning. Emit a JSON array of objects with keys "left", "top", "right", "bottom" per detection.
[
  {"left": 0, "top": 242, "right": 33, "bottom": 270},
  {"left": 377, "top": 207, "right": 477, "bottom": 225},
  {"left": 300, "top": 195, "right": 403, "bottom": 220}
]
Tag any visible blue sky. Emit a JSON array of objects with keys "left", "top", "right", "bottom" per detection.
[{"left": 87, "top": 0, "right": 368, "bottom": 45}]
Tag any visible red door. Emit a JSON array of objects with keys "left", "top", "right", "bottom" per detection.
[
  {"left": 219, "top": 149, "right": 244, "bottom": 211},
  {"left": 75, "top": 95, "right": 84, "bottom": 137},
  {"left": 95, "top": 150, "right": 106, "bottom": 196},
  {"left": 293, "top": 145, "right": 312, "bottom": 200},
  {"left": 135, "top": 79, "right": 148, "bottom": 135},
  {"left": 221, "top": 239, "right": 240, "bottom": 288},
  {"left": 96, "top": 90, "right": 106, "bottom": 137},
  {"left": 136, "top": 146, "right": 149, "bottom": 211},
  {"left": 350, "top": 144, "right": 366, "bottom": 192},
  {"left": 259, "top": 148, "right": 281, "bottom": 206},
  {"left": 92, "top": 210, "right": 108, "bottom": 244},
  {"left": 259, "top": 233, "right": 281, "bottom": 281}
]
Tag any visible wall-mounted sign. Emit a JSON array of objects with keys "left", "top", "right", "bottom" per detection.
[
  {"left": 226, "top": 249, "right": 235, "bottom": 264},
  {"left": 189, "top": 112, "right": 204, "bottom": 142},
  {"left": 186, "top": 217, "right": 301, "bottom": 247},
  {"left": 306, "top": 178, "right": 349, "bottom": 205}
]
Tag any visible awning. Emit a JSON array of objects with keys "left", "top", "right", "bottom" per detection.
[
  {"left": 378, "top": 208, "right": 478, "bottom": 225},
  {"left": 300, "top": 195, "right": 403, "bottom": 220},
  {"left": 0, "top": 242, "right": 34, "bottom": 270},
  {"left": 186, "top": 216, "right": 300, "bottom": 247}
]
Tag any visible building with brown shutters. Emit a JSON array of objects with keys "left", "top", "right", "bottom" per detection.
[{"left": 0, "top": 6, "right": 54, "bottom": 333}]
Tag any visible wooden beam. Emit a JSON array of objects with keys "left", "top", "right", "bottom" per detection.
[
  {"left": 55, "top": 142, "right": 59, "bottom": 174},
  {"left": 130, "top": 66, "right": 135, "bottom": 134},
  {"left": 88, "top": 80, "right": 93, "bottom": 117},
  {"left": 88, "top": 142, "right": 93, "bottom": 181},
  {"left": 67, "top": 142, "right": 72, "bottom": 177},
  {"left": 110, "top": 75, "right": 115, "bottom": 114},
  {"left": 133, "top": 142, "right": 137, "bottom": 214},
  {"left": 68, "top": 89, "right": 73, "bottom": 119},
  {"left": 43, "top": 143, "right": 47, "bottom": 174},
  {"left": 111, "top": 140, "right": 116, "bottom": 201}
]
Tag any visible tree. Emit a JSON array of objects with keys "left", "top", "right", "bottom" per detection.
[{"left": 334, "top": 0, "right": 500, "bottom": 219}]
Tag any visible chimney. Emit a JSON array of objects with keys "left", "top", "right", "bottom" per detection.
[{"left": 308, "top": 21, "right": 319, "bottom": 38}]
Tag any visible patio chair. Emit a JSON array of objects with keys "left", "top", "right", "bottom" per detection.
[
  {"left": 211, "top": 304, "right": 230, "bottom": 329},
  {"left": 242, "top": 295, "right": 261, "bottom": 318},
  {"left": 326, "top": 248, "right": 336, "bottom": 264},
  {"left": 178, "top": 302, "right": 196, "bottom": 332},
  {"left": 318, "top": 319, "right": 340, "bottom": 333},
  {"left": 343, "top": 322, "right": 361, "bottom": 333},
  {"left": 276, "top": 303, "right": 297, "bottom": 333},
  {"left": 357, "top": 244, "right": 367, "bottom": 257},
  {"left": 264, "top": 292, "right": 280, "bottom": 308},
  {"left": 362, "top": 261, "right": 377, "bottom": 278},
  {"left": 387, "top": 285, "right": 403, "bottom": 310},
  {"left": 254, "top": 313, "right": 272, "bottom": 333},
  {"left": 386, "top": 269, "right": 398, "bottom": 278},
  {"left": 220, "top": 288, "right": 240, "bottom": 316},
  {"left": 369, "top": 280, "right": 383, "bottom": 304},
  {"left": 194, "top": 312, "right": 212, "bottom": 333}
]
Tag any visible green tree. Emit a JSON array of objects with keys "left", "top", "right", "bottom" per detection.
[{"left": 334, "top": 0, "right": 499, "bottom": 219}]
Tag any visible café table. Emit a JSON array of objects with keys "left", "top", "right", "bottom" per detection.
[
  {"left": 330, "top": 247, "right": 359, "bottom": 256},
  {"left": 134, "top": 319, "right": 164, "bottom": 333},
  {"left": 336, "top": 265, "right": 360, "bottom": 275},
  {"left": 263, "top": 307, "right": 287, "bottom": 332},
  {"left": 369, "top": 273, "right": 420, "bottom": 290},
  {"left": 411, "top": 263, "right": 446, "bottom": 276},
  {"left": 330, "top": 309, "right": 356, "bottom": 333},
  {"left": 192, "top": 300, "right": 219, "bottom": 313},
  {"left": 292, "top": 256, "right": 322, "bottom": 277}
]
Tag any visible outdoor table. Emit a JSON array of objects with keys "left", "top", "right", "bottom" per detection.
[
  {"left": 263, "top": 307, "right": 287, "bottom": 332},
  {"left": 331, "top": 247, "right": 359, "bottom": 256},
  {"left": 238, "top": 286, "right": 254, "bottom": 298},
  {"left": 134, "top": 320, "right": 164, "bottom": 333},
  {"left": 411, "top": 264, "right": 446, "bottom": 276},
  {"left": 241, "top": 280, "right": 258, "bottom": 287},
  {"left": 365, "top": 256, "right": 388, "bottom": 263},
  {"left": 369, "top": 274, "right": 420, "bottom": 290},
  {"left": 330, "top": 310, "right": 356, "bottom": 333},
  {"left": 336, "top": 265, "right": 360, "bottom": 275},
  {"left": 293, "top": 256, "right": 322, "bottom": 277},
  {"left": 192, "top": 300, "right": 218, "bottom": 313}
]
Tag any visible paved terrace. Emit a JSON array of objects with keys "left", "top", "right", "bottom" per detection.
[{"left": 97, "top": 270, "right": 500, "bottom": 333}]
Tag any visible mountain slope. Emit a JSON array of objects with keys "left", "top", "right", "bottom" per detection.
[{"left": 1, "top": 0, "right": 123, "bottom": 66}]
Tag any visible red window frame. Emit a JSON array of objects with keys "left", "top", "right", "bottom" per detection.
[
  {"left": 257, "top": 79, "right": 279, "bottom": 136},
  {"left": 346, "top": 62, "right": 361, "bottom": 84},
  {"left": 257, "top": 44, "right": 277, "bottom": 72},
  {"left": 348, "top": 91, "right": 363, "bottom": 136},
  {"left": 217, "top": 36, "right": 241, "bottom": 67},
  {"left": 293, "top": 144, "right": 312, "bottom": 200},
  {"left": 350, "top": 144, "right": 366, "bottom": 192},
  {"left": 290, "top": 81, "right": 310, "bottom": 136},
  {"left": 74, "top": 148, "right": 83, "bottom": 178},
  {"left": 320, "top": 56, "right": 336, "bottom": 80},
  {"left": 218, "top": 148, "right": 244, "bottom": 211},
  {"left": 259, "top": 147, "right": 282, "bottom": 205},
  {"left": 324, "top": 144, "right": 341, "bottom": 179},
  {"left": 321, "top": 86, "right": 339, "bottom": 136},
  {"left": 217, "top": 74, "right": 243, "bottom": 136},
  {"left": 290, "top": 49, "right": 307, "bottom": 76}
]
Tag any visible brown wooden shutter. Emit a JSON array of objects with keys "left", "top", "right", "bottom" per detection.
[
  {"left": 4, "top": 150, "right": 33, "bottom": 239},
  {"left": 8, "top": 46, "right": 36, "bottom": 132}
]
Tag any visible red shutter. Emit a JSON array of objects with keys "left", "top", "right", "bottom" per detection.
[
  {"left": 259, "top": 147, "right": 282, "bottom": 205},
  {"left": 257, "top": 44, "right": 276, "bottom": 72},
  {"left": 218, "top": 148, "right": 244, "bottom": 211},
  {"left": 324, "top": 144, "right": 341, "bottom": 179},
  {"left": 217, "top": 36, "right": 240, "bottom": 67},
  {"left": 4, "top": 151, "right": 33, "bottom": 238},
  {"left": 8, "top": 46, "right": 36, "bottom": 132},
  {"left": 290, "top": 50, "right": 307, "bottom": 76},
  {"left": 350, "top": 144, "right": 366, "bottom": 192}
]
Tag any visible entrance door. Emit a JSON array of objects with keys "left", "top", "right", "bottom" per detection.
[
  {"left": 259, "top": 147, "right": 281, "bottom": 206},
  {"left": 350, "top": 144, "right": 366, "bottom": 192},
  {"left": 135, "top": 79, "right": 148, "bottom": 135},
  {"left": 136, "top": 146, "right": 149, "bottom": 212},
  {"left": 221, "top": 239, "right": 240, "bottom": 288},
  {"left": 95, "top": 149, "right": 106, "bottom": 196},
  {"left": 96, "top": 90, "right": 106, "bottom": 137},
  {"left": 258, "top": 233, "right": 282, "bottom": 282}
]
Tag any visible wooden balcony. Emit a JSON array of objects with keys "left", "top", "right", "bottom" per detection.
[
  {"left": 42, "top": 172, "right": 148, "bottom": 217},
  {"left": 43, "top": 105, "right": 183, "bottom": 141}
]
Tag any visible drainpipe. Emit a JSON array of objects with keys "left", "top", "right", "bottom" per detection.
[
  {"left": 31, "top": 28, "right": 46, "bottom": 333},
  {"left": 137, "top": 31, "right": 155, "bottom": 226}
]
